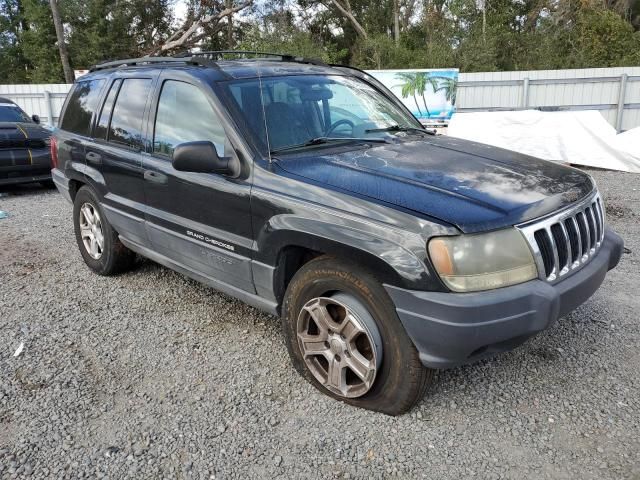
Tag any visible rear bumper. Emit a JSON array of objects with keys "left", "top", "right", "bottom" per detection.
[
  {"left": 51, "top": 168, "right": 72, "bottom": 202},
  {"left": 385, "top": 228, "right": 624, "bottom": 369}
]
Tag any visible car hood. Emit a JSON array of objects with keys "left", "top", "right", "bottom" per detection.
[
  {"left": 0, "top": 122, "right": 50, "bottom": 140},
  {"left": 274, "top": 136, "right": 594, "bottom": 233}
]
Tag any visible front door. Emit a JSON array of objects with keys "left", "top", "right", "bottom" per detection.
[{"left": 141, "top": 75, "right": 254, "bottom": 293}]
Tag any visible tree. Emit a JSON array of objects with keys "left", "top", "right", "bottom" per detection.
[
  {"left": 150, "top": 0, "right": 253, "bottom": 54},
  {"left": 49, "top": 0, "right": 73, "bottom": 82},
  {"left": 325, "top": 0, "right": 367, "bottom": 38}
]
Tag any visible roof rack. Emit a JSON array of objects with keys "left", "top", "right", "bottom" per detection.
[
  {"left": 177, "top": 50, "right": 327, "bottom": 66},
  {"left": 89, "top": 55, "right": 218, "bottom": 72},
  {"left": 89, "top": 50, "right": 327, "bottom": 73}
]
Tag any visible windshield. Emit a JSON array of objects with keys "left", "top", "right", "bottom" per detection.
[
  {"left": 224, "top": 74, "right": 423, "bottom": 154},
  {"left": 0, "top": 103, "right": 31, "bottom": 123}
]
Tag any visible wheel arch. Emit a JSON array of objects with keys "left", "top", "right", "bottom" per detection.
[
  {"left": 270, "top": 237, "right": 409, "bottom": 313},
  {"left": 256, "top": 214, "right": 441, "bottom": 313}
]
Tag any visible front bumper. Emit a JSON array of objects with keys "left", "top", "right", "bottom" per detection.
[
  {"left": 0, "top": 148, "right": 51, "bottom": 186},
  {"left": 385, "top": 228, "right": 624, "bottom": 369}
]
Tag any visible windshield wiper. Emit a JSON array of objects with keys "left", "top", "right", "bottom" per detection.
[
  {"left": 365, "top": 125, "right": 436, "bottom": 135},
  {"left": 270, "top": 136, "right": 390, "bottom": 155}
]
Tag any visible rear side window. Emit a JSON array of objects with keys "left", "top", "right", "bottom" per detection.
[
  {"left": 61, "top": 79, "right": 105, "bottom": 136},
  {"left": 108, "top": 78, "right": 152, "bottom": 150},
  {"left": 94, "top": 79, "right": 121, "bottom": 140},
  {"left": 153, "top": 80, "right": 226, "bottom": 157}
]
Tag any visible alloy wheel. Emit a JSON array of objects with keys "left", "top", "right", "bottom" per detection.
[
  {"left": 79, "top": 202, "right": 104, "bottom": 260},
  {"left": 296, "top": 294, "right": 382, "bottom": 398}
]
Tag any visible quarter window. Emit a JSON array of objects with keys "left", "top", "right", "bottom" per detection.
[
  {"left": 60, "top": 79, "right": 105, "bottom": 136},
  {"left": 154, "top": 81, "right": 226, "bottom": 157},
  {"left": 94, "top": 79, "right": 121, "bottom": 140},
  {"left": 108, "top": 78, "right": 153, "bottom": 150}
]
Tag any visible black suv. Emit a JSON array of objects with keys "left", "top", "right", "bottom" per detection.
[
  {"left": 52, "top": 52, "right": 623, "bottom": 415},
  {"left": 0, "top": 97, "right": 52, "bottom": 186}
]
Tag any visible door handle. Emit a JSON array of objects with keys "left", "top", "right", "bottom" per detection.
[
  {"left": 144, "top": 170, "right": 168, "bottom": 185},
  {"left": 85, "top": 151, "right": 102, "bottom": 165}
]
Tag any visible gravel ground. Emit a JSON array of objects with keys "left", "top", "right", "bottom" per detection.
[{"left": 1, "top": 170, "right": 639, "bottom": 480}]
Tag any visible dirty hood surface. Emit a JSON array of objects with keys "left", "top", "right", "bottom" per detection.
[{"left": 274, "top": 136, "right": 594, "bottom": 233}]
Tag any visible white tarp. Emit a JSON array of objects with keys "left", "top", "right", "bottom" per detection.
[{"left": 447, "top": 110, "right": 640, "bottom": 173}]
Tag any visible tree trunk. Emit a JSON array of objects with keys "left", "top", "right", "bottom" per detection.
[
  {"left": 226, "top": 0, "right": 234, "bottom": 48},
  {"left": 394, "top": 0, "right": 400, "bottom": 45},
  {"left": 329, "top": 0, "right": 368, "bottom": 39},
  {"left": 482, "top": 0, "right": 487, "bottom": 45},
  {"left": 49, "top": 0, "right": 74, "bottom": 83}
]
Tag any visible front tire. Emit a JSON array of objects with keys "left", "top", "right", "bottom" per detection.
[
  {"left": 282, "top": 256, "right": 434, "bottom": 415},
  {"left": 73, "top": 186, "right": 135, "bottom": 275}
]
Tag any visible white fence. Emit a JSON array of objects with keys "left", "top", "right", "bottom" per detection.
[
  {"left": 0, "top": 84, "right": 70, "bottom": 126},
  {"left": 457, "top": 66, "right": 640, "bottom": 132},
  {"left": 1, "top": 66, "right": 639, "bottom": 131}
]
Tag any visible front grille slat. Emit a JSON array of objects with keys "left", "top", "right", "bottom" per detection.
[
  {"left": 570, "top": 217, "right": 584, "bottom": 264},
  {"left": 518, "top": 191, "right": 605, "bottom": 284},
  {"left": 585, "top": 207, "right": 597, "bottom": 251},
  {"left": 596, "top": 199, "right": 605, "bottom": 243},
  {"left": 550, "top": 223, "right": 569, "bottom": 273},
  {"left": 534, "top": 229, "right": 555, "bottom": 278},
  {"left": 564, "top": 217, "right": 580, "bottom": 264},
  {"left": 576, "top": 212, "right": 589, "bottom": 257},
  {"left": 591, "top": 202, "right": 601, "bottom": 245}
]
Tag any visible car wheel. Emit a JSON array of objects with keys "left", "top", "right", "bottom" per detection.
[
  {"left": 73, "top": 186, "right": 135, "bottom": 275},
  {"left": 282, "top": 255, "right": 434, "bottom": 415}
]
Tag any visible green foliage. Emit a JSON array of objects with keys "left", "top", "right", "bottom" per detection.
[
  {"left": 237, "top": 25, "right": 347, "bottom": 64},
  {"left": 0, "top": 0, "right": 638, "bottom": 84}
]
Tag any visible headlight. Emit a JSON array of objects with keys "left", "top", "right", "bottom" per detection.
[{"left": 428, "top": 228, "right": 537, "bottom": 292}]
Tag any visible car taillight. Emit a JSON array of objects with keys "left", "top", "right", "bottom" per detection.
[{"left": 50, "top": 136, "right": 58, "bottom": 169}]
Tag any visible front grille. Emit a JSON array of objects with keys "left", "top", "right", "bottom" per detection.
[{"left": 518, "top": 191, "right": 605, "bottom": 283}]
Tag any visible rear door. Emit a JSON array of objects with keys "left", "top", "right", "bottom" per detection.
[
  {"left": 141, "top": 72, "right": 255, "bottom": 292},
  {"left": 84, "top": 73, "right": 157, "bottom": 245},
  {"left": 56, "top": 78, "right": 106, "bottom": 181}
]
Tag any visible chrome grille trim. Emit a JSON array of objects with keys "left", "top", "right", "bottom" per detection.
[{"left": 517, "top": 190, "right": 605, "bottom": 284}]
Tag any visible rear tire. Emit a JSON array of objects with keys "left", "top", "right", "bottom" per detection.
[
  {"left": 282, "top": 255, "right": 434, "bottom": 415},
  {"left": 73, "top": 186, "right": 135, "bottom": 275}
]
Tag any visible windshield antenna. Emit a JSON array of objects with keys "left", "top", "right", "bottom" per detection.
[{"left": 256, "top": 55, "right": 273, "bottom": 164}]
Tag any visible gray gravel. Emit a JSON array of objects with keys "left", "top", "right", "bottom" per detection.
[{"left": 1, "top": 170, "right": 639, "bottom": 480}]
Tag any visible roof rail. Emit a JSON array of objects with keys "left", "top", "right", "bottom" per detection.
[
  {"left": 89, "top": 50, "right": 327, "bottom": 73},
  {"left": 89, "top": 55, "right": 218, "bottom": 73},
  {"left": 178, "top": 50, "right": 327, "bottom": 66}
]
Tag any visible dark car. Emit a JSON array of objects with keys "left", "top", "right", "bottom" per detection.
[
  {"left": 0, "top": 97, "right": 52, "bottom": 186},
  {"left": 51, "top": 52, "right": 623, "bottom": 415}
]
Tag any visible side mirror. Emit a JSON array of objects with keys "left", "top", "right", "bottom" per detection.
[
  {"left": 32, "top": 114, "right": 40, "bottom": 124},
  {"left": 172, "top": 141, "right": 233, "bottom": 175}
]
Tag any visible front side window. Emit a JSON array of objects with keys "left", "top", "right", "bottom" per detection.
[
  {"left": 153, "top": 80, "right": 226, "bottom": 157},
  {"left": 60, "top": 79, "right": 105, "bottom": 136},
  {"left": 225, "top": 75, "right": 421, "bottom": 153},
  {"left": 108, "top": 78, "right": 152, "bottom": 150}
]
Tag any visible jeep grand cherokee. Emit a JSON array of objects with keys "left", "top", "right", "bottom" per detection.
[{"left": 51, "top": 52, "right": 624, "bottom": 415}]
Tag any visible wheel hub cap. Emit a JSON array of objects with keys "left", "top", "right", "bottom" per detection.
[
  {"left": 79, "top": 202, "right": 104, "bottom": 260},
  {"left": 296, "top": 295, "right": 382, "bottom": 399}
]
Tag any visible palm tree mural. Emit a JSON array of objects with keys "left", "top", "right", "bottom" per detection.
[
  {"left": 395, "top": 72, "right": 452, "bottom": 119},
  {"left": 431, "top": 76, "right": 458, "bottom": 106},
  {"left": 396, "top": 72, "right": 429, "bottom": 117}
]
